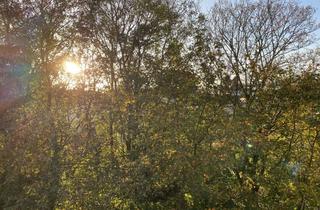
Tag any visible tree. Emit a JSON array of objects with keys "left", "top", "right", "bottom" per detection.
[
  {"left": 209, "top": 0, "right": 318, "bottom": 104},
  {"left": 0, "top": 0, "right": 320, "bottom": 209}
]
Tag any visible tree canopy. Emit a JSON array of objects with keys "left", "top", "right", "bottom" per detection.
[{"left": 0, "top": 0, "right": 319, "bottom": 209}]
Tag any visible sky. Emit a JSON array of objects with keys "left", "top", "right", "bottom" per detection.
[
  {"left": 200, "top": 0, "right": 320, "bottom": 17},
  {"left": 200, "top": 0, "right": 320, "bottom": 46}
]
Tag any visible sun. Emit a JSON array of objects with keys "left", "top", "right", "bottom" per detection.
[{"left": 64, "top": 61, "right": 81, "bottom": 74}]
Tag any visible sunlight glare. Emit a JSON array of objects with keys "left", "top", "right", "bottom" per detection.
[{"left": 64, "top": 61, "right": 81, "bottom": 74}]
